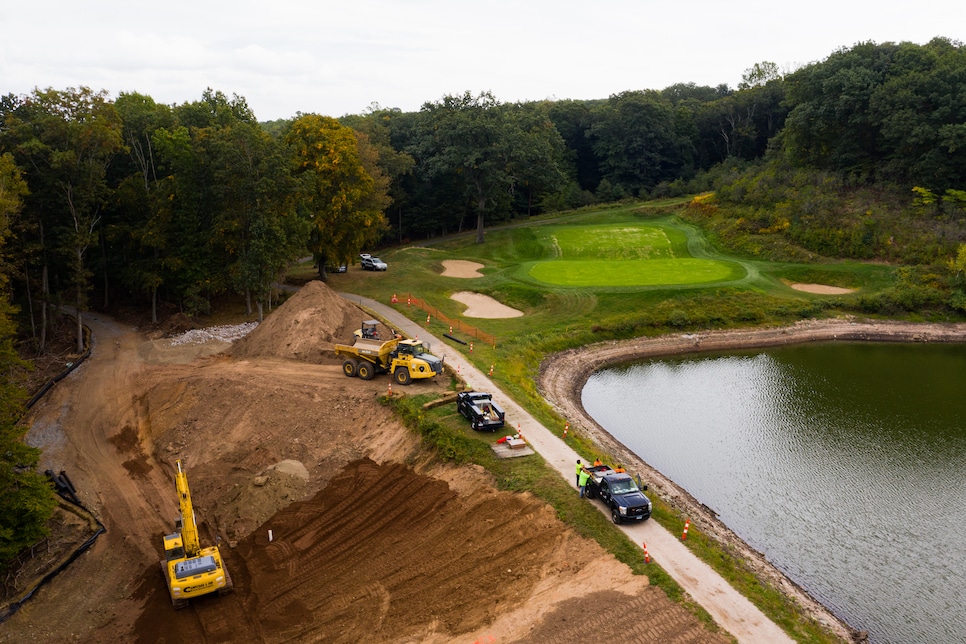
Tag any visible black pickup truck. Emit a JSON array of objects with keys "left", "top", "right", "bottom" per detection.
[
  {"left": 584, "top": 465, "right": 652, "bottom": 524},
  {"left": 456, "top": 391, "right": 506, "bottom": 431}
]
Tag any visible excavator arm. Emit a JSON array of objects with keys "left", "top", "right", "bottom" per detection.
[{"left": 175, "top": 460, "right": 202, "bottom": 557}]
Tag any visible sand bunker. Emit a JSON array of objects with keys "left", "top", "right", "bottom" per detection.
[
  {"left": 790, "top": 283, "right": 855, "bottom": 295},
  {"left": 451, "top": 291, "right": 523, "bottom": 318},
  {"left": 441, "top": 260, "right": 485, "bottom": 278}
]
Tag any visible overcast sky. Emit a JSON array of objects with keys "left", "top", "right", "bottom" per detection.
[{"left": 3, "top": 1, "right": 963, "bottom": 121}]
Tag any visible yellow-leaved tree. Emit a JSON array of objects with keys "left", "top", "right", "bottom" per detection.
[{"left": 286, "top": 115, "right": 388, "bottom": 278}]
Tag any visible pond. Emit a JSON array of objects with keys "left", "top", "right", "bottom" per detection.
[{"left": 581, "top": 342, "right": 966, "bottom": 644}]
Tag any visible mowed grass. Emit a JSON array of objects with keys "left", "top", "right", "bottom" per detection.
[
  {"left": 527, "top": 222, "right": 743, "bottom": 287},
  {"left": 529, "top": 258, "right": 741, "bottom": 286}
]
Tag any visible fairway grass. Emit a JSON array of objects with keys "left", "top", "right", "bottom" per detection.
[
  {"left": 528, "top": 257, "right": 742, "bottom": 287},
  {"left": 526, "top": 221, "right": 743, "bottom": 287}
]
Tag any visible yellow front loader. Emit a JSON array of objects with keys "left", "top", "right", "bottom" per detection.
[{"left": 160, "top": 460, "right": 232, "bottom": 608}]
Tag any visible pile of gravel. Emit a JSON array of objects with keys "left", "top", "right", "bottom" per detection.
[{"left": 169, "top": 322, "right": 259, "bottom": 346}]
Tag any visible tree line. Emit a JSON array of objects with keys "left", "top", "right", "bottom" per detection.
[{"left": 2, "top": 37, "right": 966, "bottom": 567}]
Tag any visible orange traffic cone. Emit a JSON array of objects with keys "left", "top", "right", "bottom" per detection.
[
  {"left": 642, "top": 542, "right": 650, "bottom": 564},
  {"left": 681, "top": 519, "right": 690, "bottom": 541}
]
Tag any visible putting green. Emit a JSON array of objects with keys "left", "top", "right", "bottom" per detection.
[{"left": 529, "top": 258, "right": 739, "bottom": 287}]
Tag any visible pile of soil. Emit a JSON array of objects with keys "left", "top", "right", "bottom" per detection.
[
  {"left": 5, "top": 280, "right": 726, "bottom": 643},
  {"left": 229, "top": 280, "right": 365, "bottom": 363}
]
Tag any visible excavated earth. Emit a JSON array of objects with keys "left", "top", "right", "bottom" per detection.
[{"left": 2, "top": 281, "right": 728, "bottom": 643}]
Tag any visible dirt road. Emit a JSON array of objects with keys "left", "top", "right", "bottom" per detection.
[{"left": 3, "top": 282, "right": 728, "bottom": 643}]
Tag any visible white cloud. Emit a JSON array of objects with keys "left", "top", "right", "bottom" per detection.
[{"left": 2, "top": 0, "right": 963, "bottom": 120}]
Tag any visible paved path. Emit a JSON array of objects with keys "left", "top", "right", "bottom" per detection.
[{"left": 340, "top": 293, "right": 793, "bottom": 644}]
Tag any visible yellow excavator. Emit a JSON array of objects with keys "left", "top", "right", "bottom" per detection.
[{"left": 160, "top": 460, "right": 233, "bottom": 608}]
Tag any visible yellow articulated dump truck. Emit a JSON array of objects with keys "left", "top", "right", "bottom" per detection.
[
  {"left": 334, "top": 321, "right": 444, "bottom": 385},
  {"left": 160, "top": 460, "right": 232, "bottom": 608}
]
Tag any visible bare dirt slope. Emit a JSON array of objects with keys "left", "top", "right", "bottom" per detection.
[{"left": 4, "top": 281, "right": 726, "bottom": 643}]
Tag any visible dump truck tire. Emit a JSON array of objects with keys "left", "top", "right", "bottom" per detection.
[
  {"left": 358, "top": 363, "right": 375, "bottom": 380},
  {"left": 394, "top": 368, "right": 412, "bottom": 385},
  {"left": 342, "top": 359, "right": 358, "bottom": 377}
]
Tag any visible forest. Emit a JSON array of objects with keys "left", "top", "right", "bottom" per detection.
[{"left": 2, "top": 37, "right": 966, "bottom": 569}]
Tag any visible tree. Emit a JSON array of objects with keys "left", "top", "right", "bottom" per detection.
[
  {"left": 782, "top": 39, "right": 966, "bottom": 188},
  {"left": 417, "top": 92, "right": 565, "bottom": 243},
  {"left": 739, "top": 61, "right": 783, "bottom": 89},
  {"left": 110, "top": 92, "right": 175, "bottom": 322},
  {"left": 589, "top": 90, "right": 686, "bottom": 195},
  {"left": 2, "top": 88, "right": 123, "bottom": 351},
  {"left": 503, "top": 102, "right": 567, "bottom": 216},
  {"left": 341, "top": 106, "right": 415, "bottom": 245},
  {"left": 205, "top": 114, "right": 306, "bottom": 319},
  {"left": 286, "top": 114, "right": 387, "bottom": 273},
  {"left": 0, "top": 152, "right": 57, "bottom": 572}
]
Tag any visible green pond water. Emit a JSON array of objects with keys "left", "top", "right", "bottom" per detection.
[{"left": 581, "top": 342, "right": 966, "bottom": 644}]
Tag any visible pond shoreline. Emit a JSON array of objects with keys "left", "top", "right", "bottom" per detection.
[{"left": 538, "top": 317, "right": 966, "bottom": 643}]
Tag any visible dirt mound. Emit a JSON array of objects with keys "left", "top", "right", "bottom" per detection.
[
  {"left": 229, "top": 280, "right": 364, "bottom": 363},
  {"left": 129, "top": 458, "right": 691, "bottom": 644}
]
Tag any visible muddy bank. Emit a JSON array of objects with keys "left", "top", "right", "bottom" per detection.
[{"left": 539, "top": 317, "right": 966, "bottom": 642}]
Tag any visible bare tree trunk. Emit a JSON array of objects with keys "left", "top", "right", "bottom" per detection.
[
  {"left": 75, "top": 303, "right": 84, "bottom": 354},
  {"left": 24, "top": 268, "right": 36, "bottom": 342},
  {"left": 75, "top": 247, "right": 84, "bottom": 353},
  {"left": 40, "top": 263, "right": 48, "bottom": 354},
  {"left": 100, "top": 227, "right": 109, "bottom": 309},
  {"left": 475, "top": 193, "right": 486, "bottom": 243}
]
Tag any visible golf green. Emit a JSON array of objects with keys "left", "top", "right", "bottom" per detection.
[{"left": 528, "top": 258, "right": 739, "bottom": 287}]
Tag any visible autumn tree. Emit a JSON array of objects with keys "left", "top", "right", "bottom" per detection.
[{"left": 286, "top": 114, "right": 388, "bottom": 276}]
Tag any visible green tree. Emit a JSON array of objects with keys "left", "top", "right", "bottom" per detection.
[
  {"left": 417, "top": 92, "right": 565, "bottom": 243},
  {"left": 589, "top": 90, "right": 685, "bottom": 195},
  {"left": 205, "top": 113, "right": 306, "bottom": 318},
  {"left": 286, "top": 114, "right": 387, "bottom": 272},
  {"left": 0, "top": 152, "right": 57, "bottom": 573},
  {"left": 111, "top": 92, "right": 175, "bottom": 322},
  {"left": 2, "top": 88, "right": 123, "bottom": 350},
  {"left": 782, "top": 38, "right": 966, "bottom": 188}
]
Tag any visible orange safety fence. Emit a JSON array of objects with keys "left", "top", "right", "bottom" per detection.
[{"left": 399, "top": 294, "right": 497, "bottom": 348}]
